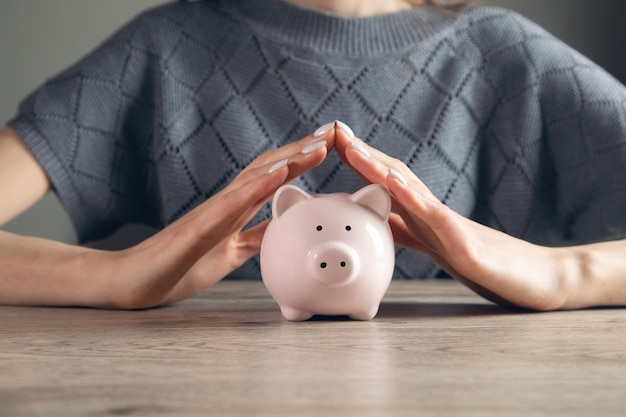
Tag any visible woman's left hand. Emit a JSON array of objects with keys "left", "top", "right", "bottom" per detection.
[{"left": 334, "top": 128, "right": 579, "bottom": 311}]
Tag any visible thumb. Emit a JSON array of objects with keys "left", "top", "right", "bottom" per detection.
[
  {"left": 234, "top": 220, "right": 271, "bottom": 259},
  {"left": 388, "top": 213, "right": 428, "bottom": 253}
]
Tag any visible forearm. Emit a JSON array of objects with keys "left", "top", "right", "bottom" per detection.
[
  {"left": 0, "top": 128, "right": 333, "bottom": 309},
  {"left": 0, "top": 230, "right": 115, "bottom": 307},
  {"left": 560, "top": 240, "right": 626, "bottom": 309}
]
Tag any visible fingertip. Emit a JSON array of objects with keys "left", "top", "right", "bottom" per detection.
[
  {"left": 349, "top": 139, "right": 372, "bottom": 159},
  {"left": 313, "top": 122, "right": 335, "bottom": 138},
  {"left": 342, "top": 138, "right": 365, "bottom": 166},
  {"left": 300, "top": 140, "right": 327, "bottom": 155},
  {"left": 332, "top": 121, "right": 355, "bottom": 150},
  {"left": 284, "top": 141, "right": 329, "bottom": 182},
  {"left": 267, "top": 158, "right": 289, "bottom": 174},
  {"left": 307, "top": 123, "right": 336, "bottom": 153},
  {"left": 385, "top": 168, "right": 411, "bottom": 202},
  {"left": 264, "top": 160, "right": 290, "bottom": 190},
  {"left": 388, "top": 168, "right": 408, "bottom": 186},
  {"left": 335, "top": 120, "right": 355, "bottom": 139}
]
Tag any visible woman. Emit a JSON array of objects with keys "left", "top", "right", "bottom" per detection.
[{"left": 1, "top": 0, "right": 625, "bottom": 309}]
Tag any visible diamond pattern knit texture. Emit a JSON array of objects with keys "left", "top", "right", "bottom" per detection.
[{"left": 9, "top": 0, "right": 626, "bottom": 279}]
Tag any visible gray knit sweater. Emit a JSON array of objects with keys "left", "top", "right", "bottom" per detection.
[{"left": 9, "top": 0, "right": 626, "bottom": 278}]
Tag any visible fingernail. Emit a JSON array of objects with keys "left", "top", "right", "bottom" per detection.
[
  {"left": 350, "top": 140, "right": 371, "bottom": 158},
  {"left": 314, "top": 122, "right": 335, "bottom": 137},
  {"left": 335, "top": 120, "right": 355, "bottom": 139},
  {"left": 268, "top": 158, "right": 288, "bottom": 174},
  {"left": 389, "top": 168, "right": 408, "bottom": 186},
  {"left": 301, "top": 140, "right": 327, "bottom": 155}
]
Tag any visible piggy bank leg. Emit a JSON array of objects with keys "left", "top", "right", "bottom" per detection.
[
  {"left": 349, "top": 305, "right": 380, "bottom": 321},
  {"left": 280, "top": 306, "right": 314, "bottom": 321}
]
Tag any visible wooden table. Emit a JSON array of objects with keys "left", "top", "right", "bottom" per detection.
[{"left": 1, "top": 280, "right": 625, "bottom": 417}]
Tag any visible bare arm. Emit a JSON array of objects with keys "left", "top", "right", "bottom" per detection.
[
  {"left": 0, "top": 127, "right": 51, "bottom": 224},
  {"left": 0, "top": 126, "right": 335, "bottom": 308},
  {"left": 336, "top": 132, "right": 626, "bottom": 310},
  {"left": 0, "top": 127, "right": 103, "bottom": 305}
]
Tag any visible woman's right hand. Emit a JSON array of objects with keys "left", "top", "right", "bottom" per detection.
[
  {"left": 112, "top": 130, "right": 334, "bottom": 309},
  {"left": 0, "top": 126, "right": 334, "bottom": 309}
]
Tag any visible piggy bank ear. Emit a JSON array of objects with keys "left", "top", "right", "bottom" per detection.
[
  {"left": 272, "top": 184, "right": 313, "bottom": 219},
  {"left": 350, "top": 184, "right": 391, "bottom": 221}
]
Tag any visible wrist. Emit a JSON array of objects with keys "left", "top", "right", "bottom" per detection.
[
  {"left": 86, "top": 246, "right": 161, "bottom": 309},
  {"left": 550, "top": 246, "right": 584, "bottom": 310},
  {"left": 556, "top": 243, "right": 618, "bottom": 309},
  {"left": 75, "top": 248, "right": 127, "bottom": 308}
]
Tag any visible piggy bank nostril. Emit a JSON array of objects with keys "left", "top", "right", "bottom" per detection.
[
  {"left": 340, "top": 261, "right": 346, "bottom": 267},
  {"left": 320, "top": 262, "right": 327, "bottom": 269}
]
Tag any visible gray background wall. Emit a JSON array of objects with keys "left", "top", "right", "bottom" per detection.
[{"left": 2, "top": 0, "right": 625, "bottom": 248}]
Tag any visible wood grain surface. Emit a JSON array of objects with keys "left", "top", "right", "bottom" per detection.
[{"left": 1, "top": 280, "right": 625, "bottom": 417}]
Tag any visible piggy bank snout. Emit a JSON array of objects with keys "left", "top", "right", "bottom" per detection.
[{"left": 310, "top": 241, "right": 360, "bottom": 286}]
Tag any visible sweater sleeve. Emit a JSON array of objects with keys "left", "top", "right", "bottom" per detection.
[
  {"left": 470, "top": 9, "right": 626, "bottom": 245},
  {"left": 7, "top": 12, "right": 162, "bottom": 242},
  {"left": 527, "top": 20, "right": 626, "bottom": 244},
  {"left": 542, "top": 49, "right": 626, "bottom": 243}
]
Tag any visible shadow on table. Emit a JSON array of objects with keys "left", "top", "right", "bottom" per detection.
[{"left": 377, "top": 301, "right": 528, "bottom": 319}]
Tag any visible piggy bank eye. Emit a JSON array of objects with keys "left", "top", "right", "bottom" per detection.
[
  {"left": 345, "top": 225, "right": 351, "bottom": 231},
  {"left": 316, "top": 225, "right": 323, "bottom": 231}
]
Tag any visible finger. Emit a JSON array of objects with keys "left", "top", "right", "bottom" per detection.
[
  {"left": 340, "top": 135, "right": 452, "bottom": 253},
  {"left": 235, "top": 220, "right": 270, "bottom": 257},
  {"left": 388, "top": 210, "right": 454, "bottom": 272},
  {"left": 386, "top": 171, "right": 453, "bottom": 236},
  {"left": 388, "top": 213, "right": 429, "bottom": 253},
  {"left": 198, "top": 159, "right": 289, "bottom": 238},
  {"left": 205, "top": 135, "right": 333, "bottom": 241},
  {"left": 343, "top": 137, "right": 436, "bottom": 199},
  {"left": 234, "top": 137, "right": 331, "bottom": 188},
  {"left": 155, "top": 155, "right": 287, "bottom": 259},
  {"left": 341, "top": 138, "right": 401, "bottom": 197},
  {"left": 242, "top": 123, "right": 336, "bottom": 172},
  {"left": 211, "top": 133, "right": 330, "bottom": 218},
  {"left": 220, "top": 138, "right": 330, "bottom": 230},
  {"left": 280, "top": 139, "right": 329, "bottom": 183}
]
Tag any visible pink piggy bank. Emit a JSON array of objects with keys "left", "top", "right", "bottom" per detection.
[{"left": 260, "top": 184, "right": 395, "bottom": 321}]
